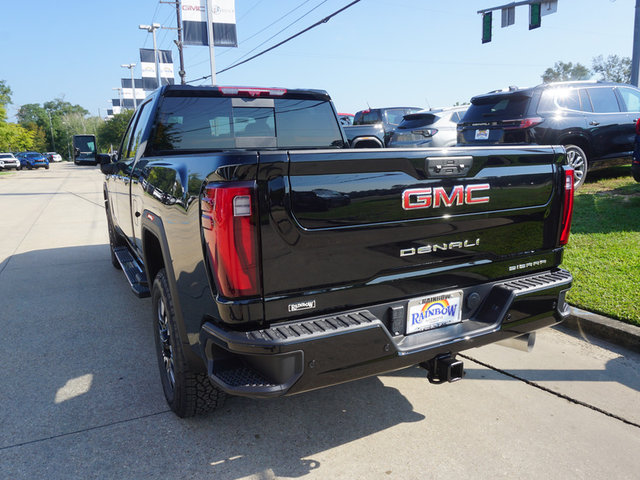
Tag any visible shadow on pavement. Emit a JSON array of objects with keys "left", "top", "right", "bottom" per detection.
[{"left": 1, "top": 244, "right": 425, "bottom": 479}]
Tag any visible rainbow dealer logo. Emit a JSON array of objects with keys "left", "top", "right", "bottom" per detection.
[{"left": 411, "top": 299, "right": 458, "bottom": 328}]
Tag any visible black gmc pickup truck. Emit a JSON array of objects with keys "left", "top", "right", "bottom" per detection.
[{"left": 100, "top": 85, "right": 574, "bottom": 417}]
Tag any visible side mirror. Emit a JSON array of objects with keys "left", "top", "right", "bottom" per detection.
[{"left": 98, "top": 153, "right": 115, "bottom": 175}]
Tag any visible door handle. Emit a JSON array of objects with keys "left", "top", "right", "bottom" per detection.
[{"left": 589, "top": 121, "right": 600, "bottom": 126}]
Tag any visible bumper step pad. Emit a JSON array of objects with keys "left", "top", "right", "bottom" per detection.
[
  {"left": 245, "top": 310, "right": 379, "bottom": 344},
  {"left": 500, "top": 270, "right": 572, "bottom": 295}
]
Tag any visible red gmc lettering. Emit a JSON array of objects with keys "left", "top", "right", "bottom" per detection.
[
  {"left": 402, "top": 184, "right": 490, "bottom": 210},
  {"left": 433, "top": 185, "right": 464, "bottom": 207},
  {"left": 403, "top": 188, "right": 431, "bottom": 209},
  {"left": 465, "top": 184, "right": 490, "bottom": 204}
]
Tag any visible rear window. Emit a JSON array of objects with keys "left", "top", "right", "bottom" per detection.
[
  {"left": 384, "top": 108, "right": 421, "bottom": 126},
  {"left": 74, "top": 136, "right": 96, "bottom": 153},
  {"left": 354, "top": 110, "right": 382, "bottom": 125},
  {"left": 399, "top": 113, "right": 438, "bottom": 129},
  {"left": 151, "top": 97, "right": 343, "bottom": 151},
  {"left": 463, "top": 94, "right": 531, "bottom": 122}
]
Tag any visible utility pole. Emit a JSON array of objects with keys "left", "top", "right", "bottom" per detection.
[
  {"left": 205, "top": 0, "right": 216, "bottom": 85},
  {"left": 161, "top": 0, "right": 186, "bottom": 84},
  {"left": 139, "top": 23, "right": 162, "bottom": 87},
  {"left": 46, "top": 110, "right": 55, "bottom": 152},
  {"left": 121, "top": 63, "right": 138, "bottom": 110},
  {"left": 175, "top": 0, "right": 186, "bottom": 84},
  {"left": 632, "top": 0, "right": 640, "bottom": 86}
]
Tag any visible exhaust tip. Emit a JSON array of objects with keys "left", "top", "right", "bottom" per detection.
[{"left": 497, "top": 333, "right": 536, "bottom": 352}]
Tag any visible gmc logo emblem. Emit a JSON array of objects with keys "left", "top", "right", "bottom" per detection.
[{"left": 402, "top": 184, "right": 490, "bottom": 210}]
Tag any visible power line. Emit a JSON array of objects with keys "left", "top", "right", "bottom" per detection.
[
  {"left": 228, "top": 0, "right": 330, "bottom": 66},
  {"left": 187, "top": 0, "right": 362, "bottom": 83},
  {"left": 226, "top": 0, "right": 316, "bottom": 55},
  {"left": 237, "top": 0, "right": 267, "bottom": 22},
  {"left": 189, "top": 0, "right": 317, "bottom": 68}
]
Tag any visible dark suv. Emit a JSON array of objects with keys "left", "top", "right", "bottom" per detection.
[{"left": 457, "top": 81, "right": 640, "bottom": 187}]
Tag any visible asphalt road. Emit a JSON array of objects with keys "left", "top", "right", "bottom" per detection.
[{"left": 1, "top": 163, "right": 639, "bottom": 480}]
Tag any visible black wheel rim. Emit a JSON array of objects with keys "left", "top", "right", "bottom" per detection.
[{"left": 157, "top": 297, "right": 176, "bottom": 390}]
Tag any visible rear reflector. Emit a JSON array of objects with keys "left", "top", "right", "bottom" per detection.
[
  {"left": 559, "top": 168, "right": 574, "bottom": 246},
  {"left": 201, "top": 182, "right": 261, "bottom": 298}
]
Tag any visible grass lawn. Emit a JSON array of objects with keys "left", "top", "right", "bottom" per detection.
[{"left": 561, "top": 166, "right": 640, "bottom": 327}]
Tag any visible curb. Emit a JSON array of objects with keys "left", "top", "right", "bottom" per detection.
[{"left": 560, "top": 306, "right": 640, "bottom": 353}]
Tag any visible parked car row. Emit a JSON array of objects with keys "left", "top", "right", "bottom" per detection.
[
  {"left": 340, "top": 80, "right": 640, "bottom": 187},
  {"left": 0, "top": 152, "right": 52, "bottom": 170}
]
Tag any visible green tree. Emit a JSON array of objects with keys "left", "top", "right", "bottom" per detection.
[
  {"left": 0, "top": 80, "right": 34, "bottom": 151},
  {"left": 592, "top": 54, "right": 631, "bottom": 83},
  {"left": 16, "top": 103, "right": 47, "bottom": 125},
  {"left": 0, "top": 122, "right": 34, "bottom": 151},
  {"left": 541, "top": 61, "right": 591, "bottom": 83},
  {"left": 0, "top": 79, "right": 12, "bottom": 121},
  {"left": 97, "top": 110, "right": 134, "bottom": 152},
  {"left": 16, "top": 98, "right": 96, "bottom": 157},
  {"left": 24, "top": 123, "right": 48, "bottom": 151}
]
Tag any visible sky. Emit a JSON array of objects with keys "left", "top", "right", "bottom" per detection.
[{"left": 0, "top": 0, "right": 635, "bottom": 120}]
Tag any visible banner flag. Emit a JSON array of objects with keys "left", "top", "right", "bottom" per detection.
[
  {"left": 121, "top": 78, "right": 144, "bottom": 89},
  {"left": 140, "top": 48, "right": 176, "bottom": 89},
  {"left": 182, "top": 0, "right": 237, "bottom": 47}
]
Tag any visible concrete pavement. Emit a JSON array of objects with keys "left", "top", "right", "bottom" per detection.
[{"left": 1, "top": 163, "right": 639, "bottom": 480}]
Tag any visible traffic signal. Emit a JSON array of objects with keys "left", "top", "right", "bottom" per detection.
[
  {"left": 482, "top": 12, "right": 492, "bottom": 43},
  {"left": 529, "top": 2, "right": 541, "bottom": 29}
]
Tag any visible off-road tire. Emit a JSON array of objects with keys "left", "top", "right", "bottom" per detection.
[{"left": 152, "top": 268, "right": 226, "bottom": 417}]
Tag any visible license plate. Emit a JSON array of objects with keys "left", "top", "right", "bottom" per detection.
[
  {"left": 475, "top": 129, "right": 490, "bottom": 140},
  {"left": 406, "top": 290, "right": 463, "bottom": 334}
]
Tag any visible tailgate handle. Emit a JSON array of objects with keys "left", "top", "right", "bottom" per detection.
[{"left": 426, "top": 156, "right": 473, "bottom": 177}]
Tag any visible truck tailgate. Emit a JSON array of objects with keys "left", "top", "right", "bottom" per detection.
[{"left": 257, "top": 146, "right": 565, "bottom": 322}]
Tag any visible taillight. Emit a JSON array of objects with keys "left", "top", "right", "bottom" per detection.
[
  {"left": 201, "top": 182, "right": 261, "bottom": 298},
  {"left": 559, "top": 168, "right": 575, "bottom": 246},
  {"left": 218, "top": 86, "right": 286, "bottom": 97},
  {"left": 503, "top": 117, "right": 544, "bottom": 129},
  {"left": 415, "top": 128, "right": 438, "bottom": 137},
  {"left": 635, "top": 118, "right": 640, "bottom": 135}
]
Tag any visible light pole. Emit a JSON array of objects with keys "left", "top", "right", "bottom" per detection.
[
  {"left": 139, "top": 23, "right": 162, "bottom": 88},
  {"left": 632, "top": 0, "right": 640, "bottom": 86},
  {"left": 45, "top": 110, "right": 55, "bottom": 152},
  {"left": 121, "top": 63, "right": 137, "bottom": 110},
  {"left": 112, "top": 87, "right": 124, "bottom": 112}
]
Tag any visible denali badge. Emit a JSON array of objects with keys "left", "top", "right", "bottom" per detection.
[
  {"left": 288, "top": 300, "right": 316, "bottom": 312},
  {"left": 402, "top": 184, "right": 490, "bottom": 210},
  {"left": 401, "top": 238, "right": 480, "bottom": 257}
]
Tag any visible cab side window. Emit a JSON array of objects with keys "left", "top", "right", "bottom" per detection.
[
  {"left": 587, "top": 87, "right": 621, "bottom": 113},
  {"left": 127, "top": 101, "right": 153, "bottom": 160},
  {"left": 617, "top": 87, "right": 640, "bottom": 112},
  {"left": 578, "top": 89, "right": 593, "bottom": 112}
]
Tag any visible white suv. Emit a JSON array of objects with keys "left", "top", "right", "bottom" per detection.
[{"left": 0, "top": 153, "right": 20, "bottom": 170}]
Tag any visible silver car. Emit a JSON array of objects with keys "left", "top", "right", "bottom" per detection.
[
  {"left": 45, "top": 152, "right": 63, "bottom": 162},
  {"left": 0, "top": 153, "right": 20, "bottom": 170},
  {"left": 388, "top": 106, "right": 468, "bottom": 148}
]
